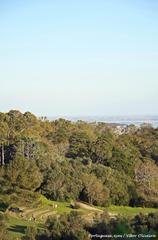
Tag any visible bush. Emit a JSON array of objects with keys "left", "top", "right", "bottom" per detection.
[
  {"left": 22, "top": 226, "right": 38, "bottom": 240},
  {"left": 44, "top": 211, "right": 90, "bottom": 240},
  {"left": 0, "top": 200, "right": 9, "bottom": 212},
  {"left": 0, "top": 221, "right": 9, "bottom": 240},
  {"left": 0, "top": 212, "right": 4, "bottom": 221}
]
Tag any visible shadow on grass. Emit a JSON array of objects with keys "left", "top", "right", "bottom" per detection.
[
  {"left": 8, "top": 224, "right": 26, "bottom": 234},
  {"left": 0, "top": 201, "right": 9, "bottom": 212}
]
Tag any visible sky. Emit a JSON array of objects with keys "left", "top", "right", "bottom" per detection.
[{"left": 0, "top": 0, "right": 158, "bottom": 117}]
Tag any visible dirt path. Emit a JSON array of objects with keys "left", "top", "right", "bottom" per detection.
[
  {"left": 7, "top": 201, "right": 117, "bottom": 223},
  {"left": 77, "top": 202, "right": 117, "bottom": 219},
  {"left": 76, "top": 202, "right": 103, "bottom": 212},
  {"left": 16, "top": 206, "right": 57, "bottom": 220},
  {"left": 39, "top": 210, "right": 57, "bottom": 220}
]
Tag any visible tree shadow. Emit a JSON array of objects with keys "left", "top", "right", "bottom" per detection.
[
  {"left": 0, "top": 201, "right": 9, "bottom": 212},
  {"left": 8, "top": 224, "right": 26, "bottom": 234}
]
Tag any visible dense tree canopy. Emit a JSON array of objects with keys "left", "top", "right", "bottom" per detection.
[{"left": 0, "top": 110, "right": 158, "bottom": 208}]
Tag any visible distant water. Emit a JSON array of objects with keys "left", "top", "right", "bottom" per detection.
[{"left": 49, "top": 116, "right": 158, "bottom": 128}]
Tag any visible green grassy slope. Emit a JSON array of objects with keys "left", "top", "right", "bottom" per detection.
[
  {"left": 108, "top": 205, "right": 158, "bottom": 217},
  {"left": 1, "top": 194, "right": 158, "bottom": 238}
]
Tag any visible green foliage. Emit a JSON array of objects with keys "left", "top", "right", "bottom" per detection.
[
  {"left": 133, "top": 126, "right": 158, "bottom": 163},
  {"left": 41, "top": 160, "right": 84, "bottom": 201},
  {"left": 45, "top": 211, "right": 90, "bottom": 240},
  {"left": 3, "top": 156, "right": 43, "bottom": 192},
  {"left": 0, "top": 200, "right": 9, "bottom": 212},
  {"left": 0, "top": 110, "right": 158, "bottom": 211},
  {"left": 0, "top": 221, "right": 9, "bottom": 240},
  {"left": 92, "top": 164, "right": 132, "bottom": 205},
  {"left": 132, "top": 212, "right": 158, "bottom": 234},
  {"left": 66, "top": 131, "right": 92, "bottom": 159},
  {"left": 91, "top": 131, "right": 114, "bottom": 164},
  {"left": 80, "top": 173, "right": 109, "bottom": 206},
  {"left": 87, "top": 211, "right": 158, "bottom": 237},
  {"left": 134, "top": 159, "right": 158, "bottom": 207},
  {"left": 23, "top": 226, "right": 38, "bottom": 240}
]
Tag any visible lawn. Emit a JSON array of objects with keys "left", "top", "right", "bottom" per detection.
[
  {"left": 1, "top": 194, "right": 158, "bottom": 238},
  {"left": 1, "top": 195, "right": 92, "bottom": 238},
  {"left": 5, "top": 216, "right": 43, "bottom": 238},
  {"left": 107, "top": 205, "right": 158, "bottom": 217}
]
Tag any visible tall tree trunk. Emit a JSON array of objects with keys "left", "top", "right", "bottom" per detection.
[{"left": 1, "top": 144, "right": 5, "bottom": 165}]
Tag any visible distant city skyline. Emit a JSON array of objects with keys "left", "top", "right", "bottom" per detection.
[{"left": 0, "top": 0, "right": 158, "bottom": 116}]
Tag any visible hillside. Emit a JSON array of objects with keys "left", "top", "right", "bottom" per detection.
[{"left": 0, "top": 110, "right": 158, "bottom": 239}]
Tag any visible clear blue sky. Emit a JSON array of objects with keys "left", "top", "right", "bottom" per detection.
[{"left": 0, "top": 0, "right": 158, "bottom": 116}]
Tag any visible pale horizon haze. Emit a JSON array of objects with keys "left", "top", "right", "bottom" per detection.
[{"left": 0, "top": 0, "right": 158, "bottom": 116}]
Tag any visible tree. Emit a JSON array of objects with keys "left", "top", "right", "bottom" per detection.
[
  {"left": 132, "top": 126, "right": 158, "bottom": 163},
  {"left": 45, "top": 211, "right": 90, "bottom": 240},
  {"left": 0, "top": 120, "right": 9, "bottom": 165},
  {"left": 66, "top": 131, "right": 91, "bottom": 159},
  {"left": 91, "top": 133, "right": 113, "bottom": 165},
  {"left": 80, "top": 173, "right": 109, "bottom": 206},
  {"left": 134, "top": 159, "right": 158, "bottom": 206},
  {"left": 110, "top": 135, "right": 140, "bottom": 176},
  {"left": 4, "top": 156, "right": 43, "bottom": 191},
  {"left": 41, "top": 160, "right": 83, "bottom": 201},
  {"left": 0, "top": 222, "right": 8, "bottom": 240},
  {"left": 92, "top": 164, "right": 132, "bottom": 205}
]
